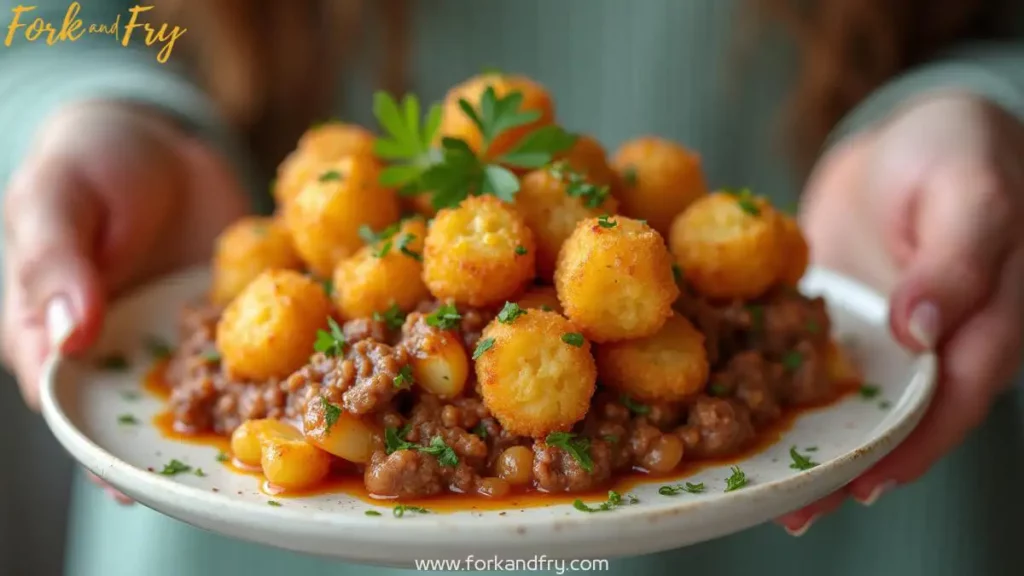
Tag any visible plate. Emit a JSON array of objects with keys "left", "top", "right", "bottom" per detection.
[{"left": 39, "top": 266, "right": 936, "bottom": 567}]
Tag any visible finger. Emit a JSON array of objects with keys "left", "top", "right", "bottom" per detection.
[
  {"left": 889, "top": 162, "right": 1014, "bottom": 351},
  {"left": 774, "top": 490, "right": 847, "bottom": 536},
  {"left": 87, "top": 471, "right": 134, "bottom": 505},
  {"left": 850, "top": 244, "right": 1024, "bottom": 502}
]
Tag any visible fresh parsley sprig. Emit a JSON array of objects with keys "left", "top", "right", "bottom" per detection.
[
  {"left": 373, "top": 92, "right": 442, "bottom": 191},
  {"left": 426, "top": 303, "right": 462, "bottom": 330},
  {"left": 314, "top": 317, "right": 346, "bottom": 357},
  {"left": 545, "top": 431, "right": 593, "bottom": 473},
  {"left": 383, "top": 426, "right": 459, "bottom": 467},
  {"left": 724, "top": 466, "right": 748, "bottom": 492}
]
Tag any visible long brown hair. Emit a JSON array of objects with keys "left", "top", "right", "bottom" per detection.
[{"left": 156, "top": 0, "right": 1012, "bottom": 176}]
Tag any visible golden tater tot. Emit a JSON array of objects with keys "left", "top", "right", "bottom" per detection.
[
  {"left": 669, "top": 191, "right": 785, "bottom": 300},
  {"left": 209, "top": 217, "right": 303, "bottom": 306},
  {"left": 284, "top": 156, "right": 400, "bottom": 277},
  {"left": 273, "top": 123, "right": 377, "bottom": 207},
  {"left": 259, "top": 420, "right": 332, "bottom": 491},
  {"left": 554, "top": 216, "right": 678, "bottom": 342},
  {"left": 332, "top": 218, "right": 430, "bottom": 320},
  {"left": 475, "top": 310, "right": 596, "bottom": 437},
  {"left": 515, "top": 161, "right": 619, "bottom": 280},
  {"left": 437, "top": 73, "right": 555, "bottom": 160},
  {"left": 303, "top": 398, "right": 380, "bottom": 464},
  {"left": 216, "top": 270, "right": 331, "bottom": 381},
  {"left": 515, "top": 285, "right": 563, "bottom": 314},
  {"left": 595, "top": 313, "right": 709, "bottom": 403},
  {"left": 230, "top": 419, "right": 305, "bottom": 467},
  {"left": 423, "top": 195, "right": 536, "bottom": 307},
  {"left": 611, "top": 137, "right": 708, "bottom": 236},
  {"left": 777, "top": 214, "right": 810, "bottom": 286}
]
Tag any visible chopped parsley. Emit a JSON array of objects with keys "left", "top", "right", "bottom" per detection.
[
  {"left": 365, "top": 510, "right": 382, "bottom": 516},
  {"left": 194, "top": 468, "right": 206, "bottom": 478},
  {"left": 216, "top": 452, "right": 229, "bottom": 463},
  {"left": 544, "top": 431, "right": 593, "bottom": 473},
  {"left": 318, "top": 170, "right": 343, "bottom": 183},
  {"left": 384, "top": 425, "right": 415, "bottom": 454},
  {"left": 859, "top": 384, "right": 881, "bottom": 399},
  {"left": 373, "top": 303, "right": 407, "bottom": 331},
  {"left": 547, "top": 161, "right": 611, "bottom": 208},
  {"left": 620, "top": 395, "right": 650, "bottom": 415},
  {"left": 561, "top": 332, "right": 585, "bottom": 347},
  {"left": 372, "top": 92, "right": 442, "bottom": 192},
  {"left": 658, "top": 482, "right": 705, "bottom": 496},
  {"left": 96, "top": 353, "right": 129, "bottom": 371},
  {"left": 321, "top": 396, "right": 342, "bottom": 430},
  {"left": 159, "top": 459, "right": 192, "bottom": 476},
  {"left": 320, "top": 278, "right": 334, "bottom": 297},
  {"left": 622, "top": 166, "right": 638, "bottom": 187},
  {"left": 473, "top": 337, "right": 496, "bottom": 360},
  {"left": 602, "top": 434, "right": 619, "bottom": 444},
  {"left": 515, "top": 245, "right": 528, "bottom": 255},
  {"left": 496, "top": 302, "right": 527, "bottom": 324},
  {"left": 144, "top": 336, "right": 173, "bottom": 360},
  {"left": 789, "top": 446, "right": 818, "bottom": 471},
  {"left": 708, "top": 382, "right": 729, "bottom": 397},
  {"left": 879, "top": 400, "right": 892, "bottom": 410},
  {"left": 393, "top": 504, "right": 430, "bottom": 517},
  {"left": 393, "top": 365, "right": 414, "bottom": 389},
  {"left": 572, "top": 490, "right": 638, "bottom": 513},
  {"left": 728, "top": 188, "right": 760, "bottom": 216},
  {"left": 418, "top": 436, "right": 460, "bottom": 468},
  {"left": 425, "top": 303, "right": 462, "bottom": 330},
  {"left": 314, "top": 317, "right": 346, "bottom": 357},
  {"left": 746, "top": 305, "right": 764, "bottom": 331},
  {"left": 596, "top": 214, "right": 617, "bottom": 228},
  {"left": 805, "top": 446, "right": 819, "bottom": 452},
  {"left": 267, "top": 500, "right": 282, "bottom": 507},
  {"left": 119, "top": 390, "right": 140, "bottom": 401},
  {"left": 396, "top": 233, "right": 422, "bottom": 261},
  {"left": 201, "top": 349, "right": 222, "bottom": 363},
  {"left": 672, "top": 264, "right": 683, "bottom": 284},
  {"left": 117, "top": 414, "right": 138, "bottom": 425},
  {"left": 472, "top": 422, "right": 489, "bottom": 439},
  {"left": 724, "top": 466, "right": 748, "bottom": 492},
  {"left": 539, "top": 304, "right": 553, "bottom": 312},
  {"left": 781, "top": 351, "right": 803, "bottom": 371}
]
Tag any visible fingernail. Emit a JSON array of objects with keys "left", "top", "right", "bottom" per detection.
[
  {"left": 854, "top": 480, "right": 896, "bottom": 507},
  {"left": 46, "top": 296, "right": 75, "bottom": 350},
  {"left": 908, "top": 301, "right": 939, "bottom": 350},
  {"left": 784, "top": 514, "right": 819, "bottom": 537}
]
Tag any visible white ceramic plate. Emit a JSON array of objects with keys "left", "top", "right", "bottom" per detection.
[{"left": 40, "top": 267, "right": 935, "bottom": 567}]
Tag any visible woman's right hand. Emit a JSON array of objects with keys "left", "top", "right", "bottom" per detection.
[{"left": 2, "top": 101, "right": 249, "bottom": 499}]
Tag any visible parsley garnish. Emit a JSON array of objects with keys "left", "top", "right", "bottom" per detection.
[
  {"left": 620, "top": 395, "right": 650, "bottom": 415},
  {"left": 789, "top": 446, "right": 818, "bottom": 471},
  {"left": 320, "top": 278, "right": 334, "bottom": 297},
  {"left": 781, "top": 351, "right": 803, "bottom": 371},
  {"left": 318, "top": 170, "right": 343, "bottom": 183},
  {"left": 373, "top": 304, "right": 407, "bottom": 331},
  {"left": 321, "top": 396, "right": 341, "bottom": 430},
  {"left": 194, "top": 468, "right": 206, "bottom": 477},
  {"left": 708, "top": 382, "right": 729, "bottom": 397},
  {"left": 365, "top": 510, "right": 382, "bottom": 516},
  {"left": 746, "top": 305, "right": 764, "bottom": 331},
  {"left": 547, "top": 161, "right": 610, "bottom": 208},
  {"left": 515, "top": 245, "right": 527, "bottom": 255},
  {"left": 396, "top": 233, "right": 422, "bottom": 261},
  {"left": 724, "top": 466, "right": 748, "bottom": 492},
  {"left": 540, "top": 304, "right": 553, "bottom": 312},
  {"left": 117, "top": 414, "right": 138, "bottom": 425},
  {"left": 314, "top": 317, "right": 346, "bottom": 357},
  {"left": 597, "top": 215, "right": 617, "bottom": 228},
  {"left": 418, "top": 436, "right": 460, "bottom": 467},
  {"left": 859, "top": 384, "right": 881, "bottom": 399},
  {"left": 393, "top": 365, "right": 414, "bottom": 389},
  {"left": 879, "top": 400, "right": 892, "bottom": 410},
  {"left": 201, "top": 349, "right": 221, "bottom": 363},
  {"left": 602, "top": 434, "right": 619, "bottom": 444},
  {"left": 359, "top": 223, "right": 401, "bottom": 258},
  {"left": 561, "top": 333, "right": 585, "bottom": 347},
  {"left": 393, "top": 504, "right": 430, "bottom": 517},
  {"left": 622, "top": 166, "right": 638, "bottom": 187},
  {"left": 572, "top": 490, "right": 638, "bottom": 513},
  {"left": 216, "top": 452, "right": 229, "bottom": 463},
  {"left": 97, "top": 354, "right": 129, "bottom": 371},
  {"left": 671, "top": 264, "right": 683, "bottom": 284},
  {"left": 144, "top": 336, "right": 173, "bottom": 359},
  {"left": 372, "top": 92, "right": 442, "bottom": 191},
  {"left": 473, "top": 338, "right": 495, "bottom": 360},
  {"left": 472, "top": 422, "right": 488, "bottom": 439},
  {"left": 805, "top": 446, "right": 818, "bottom": 452},
  {"left": 544, "top": 432, "right": 593, "bottom": 473},
  {"left": 426, "top": 303, "right": 462, "bottom": 330},
  {"left": 497, "top": 302, "right": 527, "bottom": 324},
  {"left": 159, "top": 459, "right": 192, "bottom": 476},
  {"left": 384, "top": 425, "right": 414, "bottom": 454},
  {"left": 267, "top": 500, "right": 282, "bottom": 507},
  {"left": 658, "top": 482, "right": 705, "bottom": 496},
  {"left": 727, "top": 188, "right": 761, "bottom": 216}
]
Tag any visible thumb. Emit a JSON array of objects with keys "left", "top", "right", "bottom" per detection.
[{"left": 888, "top": 166, "right": 1013, "bottom": 351}]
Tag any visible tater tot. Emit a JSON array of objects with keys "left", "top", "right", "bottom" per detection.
[
  {"left": 284, "top": 156, "right": 400, "bottom": 277},
  {"left": 515, "top": 160, "right": 619, "bottom": 280},
  {"left": 231, "top": 419, "right": 306, "bottom": 467},
  {"left": 216, "top": 270, "right": 332, "bottom": 381},
  {"left": 401, "top": 313, "right": 470, "bottom": 399},
  {"left": 475, "top": 310, "right": 596, "bottom": 437},
  {"left": 554, "top": 216, "right": 678, "bottom": 342},
  {"left": 515, "top": 285, "right": 563, "bottom": 314},
  {"left": 209, "top": 217, "right": 303, "bottom": 306},
  {"left": 332, "top": 218, "right": 430, "bottom": 320},
  {"left": 436, "top": 73, "right": 554, "bottom": 160},
  {"left": 302, "top": 397, "right": 381, "bottom": 464},
  {"left": 611, "top": 137, "right": 708, "bottom": 236},
  {"left": 259, "top": 420, "right": 332, "bottom": 491},
  {"left": 777, "top": 214, "right": 810, "bottom": 286},
  {"left": 423, "top": 195, "right": 536, "bottom": 306},
  {"left": 668, "top": 191, "right": 785, "bottom": 300},
  {"left": 595, "top": 313, "right": 709, "bottom": 403},
  {"left": 274, "top": 123, "right": 377, "bottom": 207}
]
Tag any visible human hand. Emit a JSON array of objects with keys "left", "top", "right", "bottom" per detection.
[
  {"left": 776, "top": 92, "right": 1024, "bottom": 535},
  {"left": 2, "top": 101, "right": 248, "bottom": 501}
]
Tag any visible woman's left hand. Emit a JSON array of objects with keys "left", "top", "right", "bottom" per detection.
[{"left": 778, "top": 92, "right": 1024, "bottom": 535}]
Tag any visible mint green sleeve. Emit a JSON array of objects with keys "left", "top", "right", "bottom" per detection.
[
  {"left": 831, "top": 40, "right": 1024, "bottom": 142},
  {"left": 0, "top": 0, "right": 256, "bottom": 199}
]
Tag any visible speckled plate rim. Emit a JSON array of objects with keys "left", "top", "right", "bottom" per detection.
[{"left": 38, "top": 266, "right": 937, "bottom": 564}]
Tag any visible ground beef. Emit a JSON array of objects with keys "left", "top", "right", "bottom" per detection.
[
  {"left": 753, "top": 289, "right": 830, "bottom": 356},
  {"left": 406, "top": 396, "right": 489, "bottom": 464},
  {"left": 677, "top": 396, "right": 755, "bottom": 458},
  {"left": 285, "top": 342, "right": 410, "bottom": 416},
  {"left": 343, "top": 317, "right": 390, "bottom": 344},
  {"left": 364, "top": 450, "right": 445, "bottom": 498},
  {"left": 675, "top": 294, "right": 750, "bottom": 366},
  {"left": 779, "top": 340, "right": 834, "bottom": 405},
  {"left": 712, "top": 351, "right": 783, "bottom": 425},
  {"left": 533, "top": 441, "right": 613, "bottom": 493},
  {"left": 459, "top": 306, "right": 496, "bottom": 350}
]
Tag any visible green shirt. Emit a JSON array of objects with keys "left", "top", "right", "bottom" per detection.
[{"left": 1, "top": 2, "right": 1023, "bottom": 575}]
